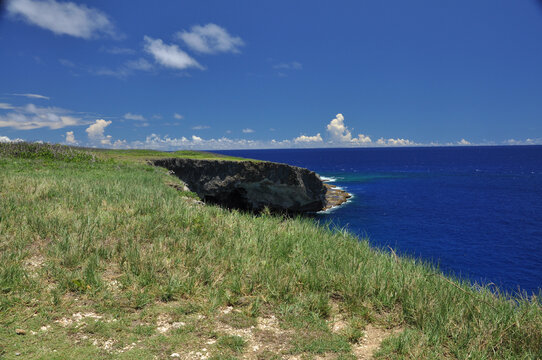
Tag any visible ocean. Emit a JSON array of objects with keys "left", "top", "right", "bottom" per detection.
[{"left": 216, "top": 146, "right": 542, "bottom": 295}]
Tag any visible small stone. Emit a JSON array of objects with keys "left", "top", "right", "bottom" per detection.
[
  {"left": 15, "top": 329, "right": 26, "bottom": 335},
  {"left": 15, "top": 353, "right": 21, "bottom": 356},
  {"left": 170, "top": 353, "right": 181, "bottom": 358}
]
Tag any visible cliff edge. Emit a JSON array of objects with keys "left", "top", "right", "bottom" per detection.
[{"left": 151, "top": 158, "right": 349, "bottom": 213}]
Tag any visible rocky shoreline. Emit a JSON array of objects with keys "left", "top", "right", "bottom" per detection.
[{"left": 322, "top": 183, "right": 352, "bottom": 211}]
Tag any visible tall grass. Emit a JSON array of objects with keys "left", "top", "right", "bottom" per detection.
[
  {"left": 0, "top": 142, "right": 96, "bottom": 162},
  {"left": 0, "top": 143, "right": 541, "bottom": 359}
]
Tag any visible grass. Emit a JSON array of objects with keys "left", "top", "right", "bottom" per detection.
[
  {"left": 0, "top": 142, "right": 541, "bottom": 359},
  {"left": 87, "top": 148, "right": 250, "bottom": 163}
]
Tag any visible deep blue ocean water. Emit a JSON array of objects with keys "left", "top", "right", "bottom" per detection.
[{"left": 216, "top": 146, "right": 542, "bottom": 295}]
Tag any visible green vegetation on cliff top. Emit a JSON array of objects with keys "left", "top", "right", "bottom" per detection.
[
  {"left": 89, "top": 147, "right": 250, "bottom": 162},
  {"left": 1, "top": 143, "right": 541, "bottom": 359}
]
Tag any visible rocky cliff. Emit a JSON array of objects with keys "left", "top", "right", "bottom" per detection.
[{"left": 151, "top": 158, "right": 346, "bottom": 213}]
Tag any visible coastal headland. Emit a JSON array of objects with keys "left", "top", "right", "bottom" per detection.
[
  {"left": 1, "top": 143, "right": 540, "bottom": 359},
  {"left": 151, "top": 158, "right": 351, "bottom": 213}
]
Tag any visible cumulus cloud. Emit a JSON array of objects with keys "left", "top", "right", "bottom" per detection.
[
  {"left": 0, "top": 135, "right": 24, "bottom": 143},
  {"left": 136, "top": 134, "right": 267, "bottom": 151},
  {"left": 176, "top": 23, "right": 244, "bottom": 54},
  {"left": 376, "top": 137, "right": 416, "bottom": 146},
  {"left": 0, "top": 103, "right": 83, "bottom": 130},
  {"left": 294, "top": 133, "right": 323, "bottom": 144},
  {"left": 192, "top": 125, "right": 210, "bottom": 130},
  {"left": 457, "top": 139, "right": 471, "bottom": 145},
  {"left": 7, "top": 0, "right": 118, "bottom": 39},
  {"left": 112, "top": 139, "right": 127, "bottom": 148},
  {"left": 85, "top": 119, "right": 112, "bottom": 144},
  {"left": 173, "top": 113, "right": 183, "bottom": 120},
  {"left": 242, "top": 128, "right": 254, "bottom": 133},
  {"left": 143, "top": 36, "right": 204, "bottom": 70},
  {"left": 326, "top": 114, "right": 352, "bottom": 142},
  {"left": 65, "top": 130, "right": 77, "bottom": 144},
  {"left": 12, "top": 93, "right": 50, "bottom": 100},
  {"left": 123, "top": 113, "right": 145, "bottom": 121},
  {"left": 326, "top": 113, "right": 372, "bottom": 145}
]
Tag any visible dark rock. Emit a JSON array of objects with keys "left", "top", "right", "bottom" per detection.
[{"left": 151, "top": 158, "right": 328, "bottom": 213}]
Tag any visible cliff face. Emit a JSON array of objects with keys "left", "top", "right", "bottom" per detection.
[{"left": 151, "top": 158, "right": 328, "bottom": 213}]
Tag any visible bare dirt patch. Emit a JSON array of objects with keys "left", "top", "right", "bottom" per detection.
[
  {"left": 55, "top": 312, "right": 105, "bottom": 327},
  {"left": 352, "top": 324, "right": 403, "bottom": 359},
  {"left": 177, "top": 307, "right": 294, "bottom": 359},
  {"left": 156, "top": 313, "right": 186, "bottom": 334}
]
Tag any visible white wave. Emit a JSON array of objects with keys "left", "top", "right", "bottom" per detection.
[
  {"left": 317, "top": 193, "right": 354, "bottom": 214},
  {"left": 319, "top": 175, "right": 337, "bottom": 182}
]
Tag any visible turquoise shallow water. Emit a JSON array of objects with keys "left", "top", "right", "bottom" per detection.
[{"left": 217, "top": 146, "right": 542, "bottom": 295}]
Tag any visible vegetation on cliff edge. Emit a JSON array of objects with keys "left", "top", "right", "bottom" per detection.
[{"left": 0, "top": 143, "right": 541, "bottom": 359}]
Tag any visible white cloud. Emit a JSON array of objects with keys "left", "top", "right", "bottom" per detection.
[
  {"left": 7, "top": 0, "right": 118, "bottom": 39},
  {"left": 504, "top": 138, "right": 541, "bottom": 145},
  {"left": 294, "top": 133, "right": 323, "bottom": 144},
  {"left": 0, "top": 135, "right": 24, "bottom": 143},
  {"left": 123, "top": 113, "right": 145, "bottom": 121},
  {"left": 125, "top": 58, "right": 153, "bottom": 71},
  {"left": 326, "top": 113, "right": 372, "bottom": 145},
  {"left": 376, "top": 137, "right": 416, "bottom": 146},
  {"left": 93, "top": 58, "right": 153, "bottom": 79},
  {"left": 0, "top": 103, "right": 15, "bottom": 109},
  {"left": 176, "top": 23, "right": 244, "bottom": 54},
  {"left": 85, "top": 119, "right": 112, "bottom": 144},
  {"left": 173, "top": 113, "right": 183, "bottom": 120},
  {"left": 353, "top": 134, "right": 372, "bottom": 144},
  {"left": 143, "top": 36, "right": 204, "bottom": 70},
  {"left": 327, "top": 114, "right": 352, "bottom": 142},
  {"left": 273, "top": 62, "right": 303, "bottom": 70},
  {"left": 65, "top": 130, "right": 77, "bottom": 144},
  {"left": 192, "top": 125, "right": 210, "bottom": 130},
  {"left": 93, "top": 67, "right": 130, "bottom": 79},
  {"left": 0, "top": 103, "right": 83, "bottom": 130},
  {"left": 136, "top": 134, "right": 264, "bottom": 150},
  {"left": 112, "top": 139, "right": 127, "bottom": 148},
  {"left": 134, "top": 134, "right": 301, "bottom": 151},
  {"left": 242, "top": 128, "right": 254, "bottom": 133},
  {"left": 457, "top": 138, "right": 471, "bottom": 145},
  {"left": 12, "top": 93, "right": 50, "bottom": 100}
]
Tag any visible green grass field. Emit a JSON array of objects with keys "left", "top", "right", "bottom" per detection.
[{"left": 1, "top": 143, "right": 541, "bottom": 359}]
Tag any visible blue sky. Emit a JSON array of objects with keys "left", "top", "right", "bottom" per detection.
[{"left": 1, "top": 0, "right": 541, "bottom": 149}]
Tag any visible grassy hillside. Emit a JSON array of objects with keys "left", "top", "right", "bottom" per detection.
[{"left": 1, "top": 143, "right": 541, "bottom": 359}]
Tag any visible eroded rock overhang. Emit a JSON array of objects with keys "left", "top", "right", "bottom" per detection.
[{"left": 151, "top": 158, "right": 329, "bottom": 214}]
